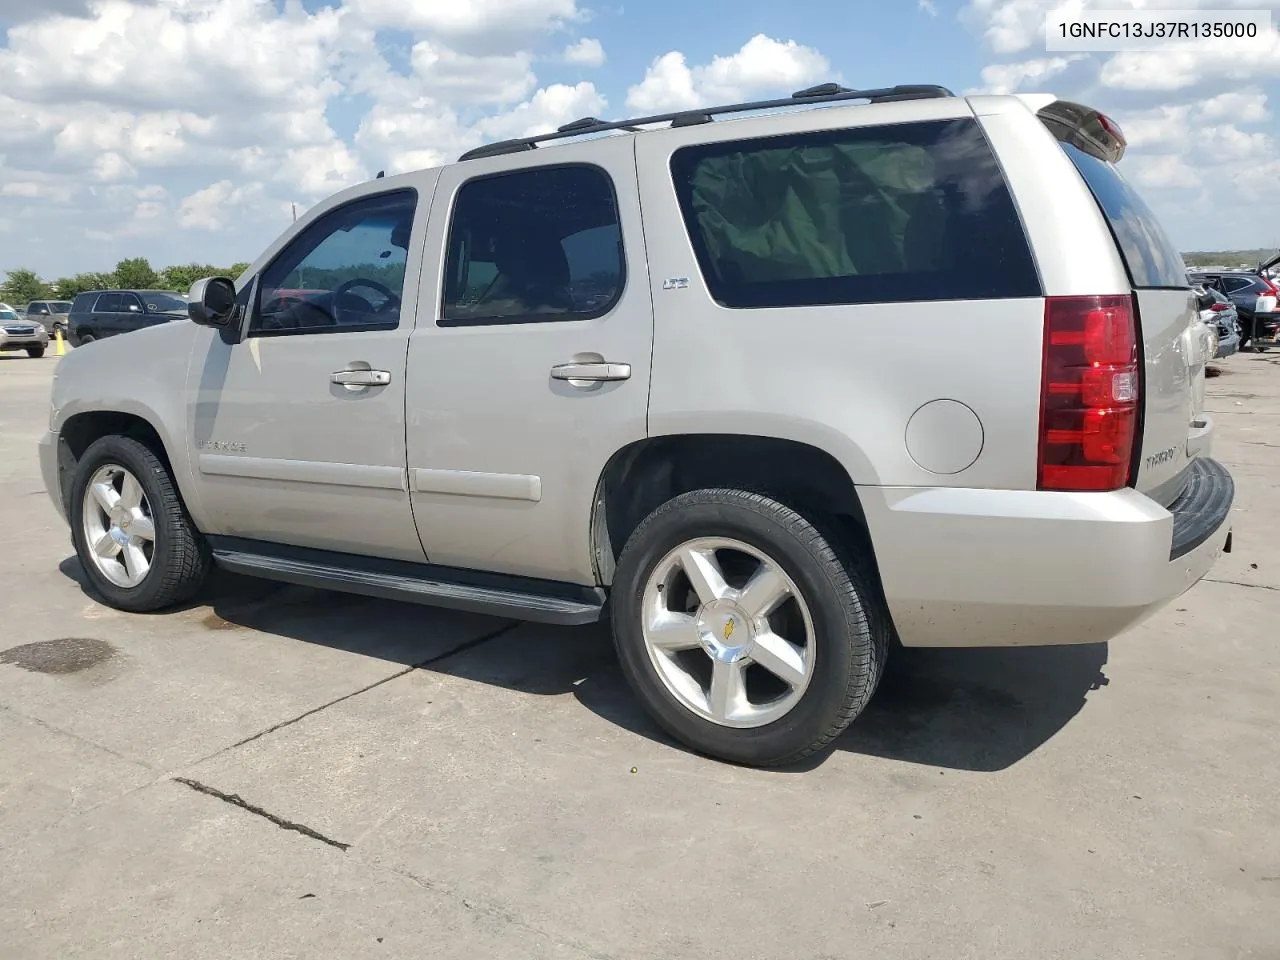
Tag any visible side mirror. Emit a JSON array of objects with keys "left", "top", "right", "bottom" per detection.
[{"left": 188, "top": 277, "right": 237, "bottom": 328}]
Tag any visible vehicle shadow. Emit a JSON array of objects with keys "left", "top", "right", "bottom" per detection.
[{"left": 59, "top": 557, "right": 1109, "bottom": 773}]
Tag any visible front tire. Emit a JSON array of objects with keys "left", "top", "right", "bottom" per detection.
[
  {"left": 27, "top": 346, "right": 45, "bottom": 358},
  {"left": 69, "top": 435, "right": 210, "bottom": 612},
  {"left": 610, "top": 489, "right": 888, "bottom": 767}
]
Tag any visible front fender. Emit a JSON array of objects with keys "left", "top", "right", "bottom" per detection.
[{"left": 50, "top": 323, "right": 208, "bottom": 530}]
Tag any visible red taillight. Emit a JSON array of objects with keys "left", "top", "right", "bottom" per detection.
[
  {"left": 1210, "top": 302, "right": 1231, "bottom": 312},
  {"left": 1038, "top": 295, "right": 1140, "bottom": 492}
]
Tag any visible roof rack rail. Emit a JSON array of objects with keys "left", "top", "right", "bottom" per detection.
[{"left": 457, "top": 82, "right": 955, "bottom": 162}]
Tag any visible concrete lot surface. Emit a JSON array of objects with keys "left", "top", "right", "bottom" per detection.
[{"left": 1, "top": 350, "right": 1278, "bottom": 959}]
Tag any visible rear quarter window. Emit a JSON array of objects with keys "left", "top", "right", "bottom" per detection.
[
  {"left": 1061, "top": 143, "right": 1187, "bottom": 289},
  {"left": 669, "top": 118, "right": 1041, "bottom": 309}
]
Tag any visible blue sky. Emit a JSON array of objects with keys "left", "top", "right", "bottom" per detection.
[{"left": 1, "top": 0, "right": 1279, "bottom": 282}]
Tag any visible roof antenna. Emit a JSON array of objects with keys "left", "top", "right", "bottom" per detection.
[{"left": 376, "top": 170, "right": 385, "bottom": 179}]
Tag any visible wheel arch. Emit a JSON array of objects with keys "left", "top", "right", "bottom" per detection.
[
  {"left": 55, "top": 408, "right": 198, "bottom": 525},
  {"left": 590, "top": 433, "right": 886, "bottom": 599}
]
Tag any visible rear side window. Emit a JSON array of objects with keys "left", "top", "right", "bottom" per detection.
[
  {"left": 669, "top": 118, "right": 1041, "bottom": 309},
  {"left": 1061, "top": 143, "right": 1186, "bottom": 289},
  {"left": 441, "top": 164, "right": 625, "bottom": 326},
  {"left": 71, "top": 294, "right": 93, "bottom": 312}
]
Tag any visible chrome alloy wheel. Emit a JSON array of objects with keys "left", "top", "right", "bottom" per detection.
[
  {"left": 641, "top": 537, "right": 816, "bottom": 728},
  {"left": 81, "top": 464, "right": 156, "bottom": 588}
]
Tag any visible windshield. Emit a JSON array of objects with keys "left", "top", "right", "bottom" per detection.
[
  {"left": 141, "top": 293, "right": 187, "bottom": 312},
  {"left": 0, "top": 308, "right": 18, "bottom": 321},
  {"left": 51, "top": 302, "right": 70, "bottom": 313}
]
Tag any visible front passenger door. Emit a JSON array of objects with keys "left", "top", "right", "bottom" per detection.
[
  {"left": 91, "top": 292, "right": 122, "bottom": 338},
  {"left": 187, "top": 185, "right": 431, "bottom": 562},
  {"left": 118, "top": 293, "right": 147, "bottom": 336}
]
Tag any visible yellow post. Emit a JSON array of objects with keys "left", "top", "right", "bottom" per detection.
[{"left": 54, "top": 327, "right": 66, "bottom": 356}]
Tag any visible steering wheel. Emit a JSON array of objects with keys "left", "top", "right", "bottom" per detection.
[{"left": 332, "top": 278, "right": 401, "bottom": 325}]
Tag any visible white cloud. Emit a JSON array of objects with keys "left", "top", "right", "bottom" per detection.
[
  {"left": 177, "top": 180, "right": 271, "bottom": 231},
  {"left": 0, "top": 0, "right": 343, "bottom": 114},
  {"left": 410, "top": 41, "right": 536, "bottom": 104},
  {"left": 1128, "top": 154, "right": 1201, "bottom": 189},
  {"left": 345, "top": 0, "right": 580, "bottom": 44},
  {"left": 477, "top": 81, "right": 605, "bottom": 140},
  {"left": 1, "top": 180, "right": 73, "bottom": 203},
  {"left": 918, "top": 0, "right": 939, "bottom": 15},
  {"left": 90, "top": 152, "right": 138, "bottom": 183},
  {"left": 972, "top": 54, "right": 1085, "bottom": 93},
  {"left": 563, "top": 37, "right": 605, "bottom": 67},
  {"left": 627, "top": 35, "right": 829, "bottom": 112},
  {"left": 1200, "top": 88, "right": 1270, "bottom": 122},
  {"left": 1100, "top": 28, "right": 1280, "bottom": 91}
]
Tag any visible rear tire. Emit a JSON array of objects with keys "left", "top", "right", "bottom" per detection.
[
  {"left": 77, "top": 333, "right": 95, "bottom": 346},
  {"left": 69, "top": 435, "right": 211, "bottom": 612},
  {"left": 610, "top": 488, "right": 888, "bottom": 767},
  {"left": 27, "top": 346, "right": 45, "bottom": 358}
]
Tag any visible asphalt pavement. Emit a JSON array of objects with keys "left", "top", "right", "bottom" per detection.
[{"left": 1, "top": 348, "right": 1278, "bottom": 959}]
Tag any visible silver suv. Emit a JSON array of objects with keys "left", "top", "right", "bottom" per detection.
[{"left": 39, "top": 84, "right": 1234, "bottom": 766}]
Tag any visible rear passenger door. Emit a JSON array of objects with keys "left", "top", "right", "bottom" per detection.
[
  {"left": 405, "top": 137, "right": 653, "bottom": 584},
  {"left": 91, "top": 293, "right": 123, "bottom": 337}
]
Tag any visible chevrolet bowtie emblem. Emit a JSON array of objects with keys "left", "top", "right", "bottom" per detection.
[{"left": 723, "top": 618, "right": 736, "bottom": 642}]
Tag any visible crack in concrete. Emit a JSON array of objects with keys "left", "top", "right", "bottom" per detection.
[
  {"left": 1204, "top": 578, "right": 1280, "bottom": 592},
  {"left": 173, "top": 777, "right": 351, "bottom": 851},
  {"left": 206, "top": 621, "right": 522, "bottom": 760}
]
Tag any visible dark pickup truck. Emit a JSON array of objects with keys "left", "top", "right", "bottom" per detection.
[{"left": 68, "top": 290, "right": 188, "bottom": 346}]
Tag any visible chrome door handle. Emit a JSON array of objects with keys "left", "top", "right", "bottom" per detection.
[
  {"left": 331, "top": 369, "right": 391, "bottom": 389},
  {"left": 550, "top": 362, "right": 631, "bottom": 383}
]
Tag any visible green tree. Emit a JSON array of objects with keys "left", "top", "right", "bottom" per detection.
[
  {"left": 111, "top": 257, "right": 159, "bottom": 290},
  {"left": 1, "top": 267, "right": 51, "bottom": 305},
  {"left": 51, "top": 273, "right": 114, "bottom": 299},
  {"left": 159, "top": 263, "right": 220, "bottom": 292},
  {"left": 229, "top": 262, "right": 250, "bottom": 278}
]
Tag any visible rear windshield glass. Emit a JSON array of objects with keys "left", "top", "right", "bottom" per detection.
[
  {"left": 669, "top": 118, "right": 1041, "bottom": 309},
  {"left": 1061, "top": 143, "right": 1187, "bottom": 289},
  {"left": 51, "top": 302, "right": 70, "bottom": 313}
]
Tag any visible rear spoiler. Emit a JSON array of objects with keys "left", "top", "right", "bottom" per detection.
[{"left": 1036, "top": 100, "right": 1126, "bottom": 164}]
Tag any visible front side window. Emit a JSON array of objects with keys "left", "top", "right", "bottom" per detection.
[
  {"left": 120, "top": 293, "right": 143, "bottom": 313},
  {"left": 94, "top": 293, "right": 123, "bottom": 313},
  {"left": 253, "top": 189, "right": 417, "bottom": 336},
  {"left": 441, "top": 164, "right": 625, "bottom": 325},
  {"left": 670, "top": 119, "right": 1041, "bottom": 309}
]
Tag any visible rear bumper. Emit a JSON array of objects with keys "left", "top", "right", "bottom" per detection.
[{"left": 862, "top": 460, "right": 1234, "bottom": 648}]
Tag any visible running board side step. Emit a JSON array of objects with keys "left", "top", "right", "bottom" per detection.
[{"left": 210, "top": 541, "right": 606, "bottom": 626}]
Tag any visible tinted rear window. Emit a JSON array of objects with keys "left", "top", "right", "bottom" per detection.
[
  {"left": 669, "top": 118, "right": 1041, "bottom": 309},
  {"left": 1061, "top": 143, "right": 1186, "bottom": 289}
]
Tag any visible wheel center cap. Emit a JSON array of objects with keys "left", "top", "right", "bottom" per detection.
[{"left": 696, "top": 599, "right": 754, "bottom": 663}]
